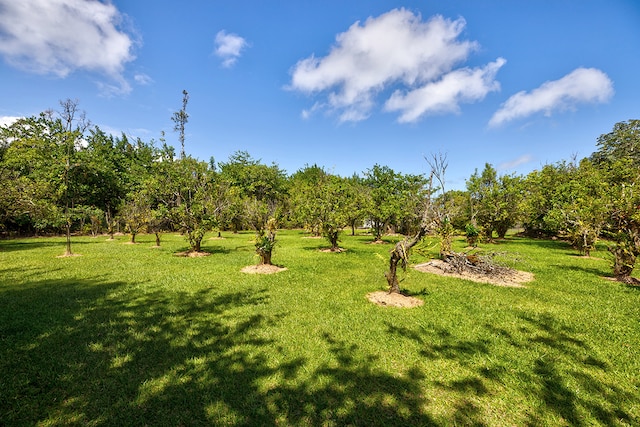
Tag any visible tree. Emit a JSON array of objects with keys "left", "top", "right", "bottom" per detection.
[
  {"left": 363, "top": 165, "right": 427, "bottom": 241},
  {"left": 467, "top": 164, "right": 523, "bottom": 241},
  {"left": 385, "top": 157, "right": 442, "bottom": 293},
  {"left": 604, "top": 159, "right": 640, "bottom": 282},
  {"left": 1, "top": 113, "right": 81, "bottom": 245},
  {"left": 245, "top": 198, "right": 278, "bottom": 265},
  {"left": 59, "top": 99, "right": 90, "bottom": 255},
  {"left": 168, "top": 157, "right": 224, "bottom": 253},
  {"left": 344, "top": 175, "right": 369, "bottom": 236},
  {"left": 172, "top": 90, "right": 189, "bottom": 160},
  {"left": 120, "top": 191, "right": 150, "bottom": 244},
  {"left": 218, "top": 151, "right": 288, "bottom": 232},
  {"left": 316, "top": 175, "right": 352, "bottom": 251},
  {"left": 289, "top": 164, "right": 327, "bottom": 235},
  {"left": 590, "top": 120, "right": 640, "bottom": 281},
  {"left": 591, "top": 119, "right": 640, "bottom": 167},
  {"left": 544, "top": 159, "right": 607, "bottom": 256}
]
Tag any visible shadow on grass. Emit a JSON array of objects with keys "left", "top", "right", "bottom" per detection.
[
  {"left": 0, "top": 238, "right": 94, "bottom": 253},
  {"left": 1, "top": 276, "right": 437, "bottom": 425},
  {"left": 385, "top": 313, "right": 637, "bottom": 426}
]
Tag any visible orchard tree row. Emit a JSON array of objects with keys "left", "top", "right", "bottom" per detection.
[{"left": 0, "top": 102, "right": 639, "bottom": 281}]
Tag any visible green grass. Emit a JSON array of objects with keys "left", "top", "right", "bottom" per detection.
[{"left": 1, "top": 231, "right": 639, "bottom": 426}]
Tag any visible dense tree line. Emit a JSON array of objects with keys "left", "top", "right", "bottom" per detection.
[{"left": 1, "top": 106, "right": 638, "bottom": 280}]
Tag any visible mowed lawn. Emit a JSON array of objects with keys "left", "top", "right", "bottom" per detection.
[{"left": 1, "top": 231, "right": 639, "bottom": 426}]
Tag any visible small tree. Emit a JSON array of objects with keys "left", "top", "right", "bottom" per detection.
[
  {"left": 255, "top": 218, "right": 278, "bottom": 265},
  {"left": 120, "top": 192, "right": 149, "bottom": 243},
  {"left": 245, "top": 198, "right": 279, "bottom": 265},
  {"left": 385, "top": 155, "right": 443, "bottom": 294}
]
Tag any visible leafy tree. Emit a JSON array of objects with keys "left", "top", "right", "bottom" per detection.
[
  {"left": 603, "top": 159, "right": 640, "bottom": 282},
  {"left": 363, "top": 165, "right": 427, "bottom": 241},
  {"left": 590, "top": 119, "right": 640, "bottom": 167},
  {"left": 1, "top": 113, "right": 82, "bottom": 247},
  {"left": 289, "top": 164, "right": 327, "bottom": 235},
  {"left": 590, "top": 120, "right": 640, "bottom": 281},
  {"left": 467, "top": 164, "right": 523, "bottom": 241},
  {"left": 544, "top": 159, "right": 607, "bottom": 256},
  {"left": 521, "top": 162, "right": 572, "bottom": 237},
  {"left": 167, "top": 157, "right": 225, "bottom": 253},
  {"left": 218, "top": 151, "right": 288, "bottom": 232},
  {"left": 343, "top": 175, "right": 369, "bottom": 236},
  {"left": 316, "top": 175, "right": 353, "bottom": 251},
  {"left": 120, "top": 191, "right": 150, "bottom": 244}
]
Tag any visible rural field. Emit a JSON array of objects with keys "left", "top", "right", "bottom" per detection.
[{"left": 1, "top": 231, "right": 639, "bottom": 426}]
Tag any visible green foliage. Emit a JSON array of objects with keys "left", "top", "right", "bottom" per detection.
[
  {"left": 467, "top": 163, "right": 523, "bottom": 240},
  {"left": 254, "top": 217, "right": 278, "bottom": 265},
  {"left": 465, "top": 223, "right": 480, "bottom": 247},
  {"left": 363, "top": 164, "right": 428, "bottom": 240},
  {"left": 591, "top": 119, "right": 640, "bottom": 167}
]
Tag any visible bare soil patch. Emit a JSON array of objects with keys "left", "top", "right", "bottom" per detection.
[
  {"left": 366, "top": 240, "right": 388, "bottom": 245},
  {"left": 173, "top": 251, "right": 211, "bottom": 258},
  {"left": 319, "top": 248, "right": 346, "bottom": 253},
  {"left": 241, "top": 264, "right": 287, "bottom": 274},
  {"left": 366, "top": 291, "right": 424, "bottom": 308},
  {"left": 414, "top": 259, "right": 533, "bottom": 287}
]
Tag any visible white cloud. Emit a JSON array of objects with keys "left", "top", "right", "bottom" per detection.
[
  {"left": 289, "top": 8, "right": 502, "bottom": 123},
  {"left": 489, "top": 68, "right": 614, "bottom": 127},
  {"left": 134, "top": 73, "right": 153, "bottom": 85},
  {"left": 385, "top": 58, "right": 505, "bottom": 123},
  {"left": 0, "top": 116, "right": 22, "bottom": 128},
  {"left": 498, "top": 154, "right": 534, "bottom": 171},
  {"left": 214, "top": 30, "right": 248, "bottom": 68},
  {"left": 0, "top": 0, "right": 136, "bottom": 93}
]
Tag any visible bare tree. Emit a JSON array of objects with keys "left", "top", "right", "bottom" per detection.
[
  {"left": 385, "top": 153, "right": 448, "bottom": 293},
  {"left": 58, "top": 99, "right": 89, "bottom": 256},
  {"left": 172, "top": 90, "right": 189, "bottom": 159}
]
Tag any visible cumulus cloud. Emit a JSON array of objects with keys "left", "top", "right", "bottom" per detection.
[
  {"left": 0, "top": 116, "right": 22, "bottom": 128},
  {"left": 289, "top": 8, "right": 503, "bottom": 122},
  {"left": 489, "top": 68, "right": 614, "bottom": 127},
  {"left": 0, "top": 0, "right": 136, "bottom": 93},
  {"left": 214, "top": 30, "right": 248, "bottom": 68},
  {"left": 385, "top": 58, "right": 505, "bottom": 123}
]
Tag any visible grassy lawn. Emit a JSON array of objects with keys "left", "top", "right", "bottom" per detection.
[{"left": 1, "top": 230, "right": 639, "bottom": 426}]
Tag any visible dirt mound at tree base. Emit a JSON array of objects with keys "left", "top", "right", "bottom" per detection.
[
  {"left": 366, "top": 291, "right": 424, "bottom": 308},
  {"left": 241, "top": 264, "right": 287, "bottom": 274},
  {"left": 414, "top": 259, "right": 533, "bottom": 287}
]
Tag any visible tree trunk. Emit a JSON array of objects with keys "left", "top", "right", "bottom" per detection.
[
  {"left": 64, "top": 221, "right": 72, "bottom": 256},
  {"left": 155, "top": 232, "right": 161, "bottom": 247},
  {"left": 611, "top": 246, "right": 636, "bottom": 282},
  {"left": 130, "top": 232, "right": 136, "bottom": 244},
  {"left": 260, "top": 250, "right": 272, "bottom": 265},
  {"left": 385, "top": 249, "right": 402, "bottom": 293},
  {"left": 385, "top": 228, "right": 427, "bottom": 294},
  {"left": 329, "top": 231, "right": 339, "bottom": 251}
]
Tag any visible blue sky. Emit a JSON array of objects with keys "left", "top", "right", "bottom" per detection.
[{"left": 0, "top": 0, "right": 638, "bottom": 188}]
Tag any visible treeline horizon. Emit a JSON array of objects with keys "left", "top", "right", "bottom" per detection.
[{"left": 1, "top": 103, "right": 640, "bottom": 279}]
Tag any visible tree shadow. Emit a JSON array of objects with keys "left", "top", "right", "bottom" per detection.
[
  {"left": 384, "top": 312, "right": 637, "bottom": 426},
  {"left": 0, "top": 238, "right": 93, "bottom": 253},
  {"left": 1, "top": 275, "right": 435, "bottom": 426}
]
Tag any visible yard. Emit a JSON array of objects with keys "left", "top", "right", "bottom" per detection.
[{"left": 1, "top": 231, "right": 638, "bottom": 426}]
